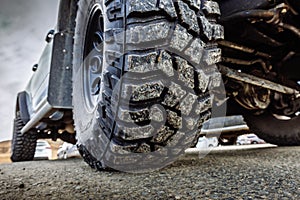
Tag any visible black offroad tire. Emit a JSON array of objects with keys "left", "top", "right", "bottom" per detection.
[
  {"left": 73, "top": 0, "right": 224, "bottom": 171},
  {"left": 11, "top": 112, "right": 37, "bottom": 162},
  {"left": 243, "top": 111, "right": 300, "bottom": 146}
]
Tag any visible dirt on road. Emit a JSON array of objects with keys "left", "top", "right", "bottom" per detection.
[{"left": 0, "top": 146, "right": 299, "bottom": 199}]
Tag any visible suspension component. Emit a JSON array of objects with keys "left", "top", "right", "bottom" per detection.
[
  {"left": 221, "top": 3, "right": 300, "bottom": 38},
  {"left": 219, "top": 65, "right": 300, "bottom": 98},
  {"left": 218, "top": 40, "right": 272, "bottom": 59},
  {"left": 221, "top": 57, "right": 271, "bottom": 73}
]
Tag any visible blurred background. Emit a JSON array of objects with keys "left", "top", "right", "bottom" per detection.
[{"left": 0, "top": 0, "right": 59, "bottom": 142}]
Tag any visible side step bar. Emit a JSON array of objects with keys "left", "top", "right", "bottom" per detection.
[{"left": 21, "top": 102, "right": 52, "bottom": 134}]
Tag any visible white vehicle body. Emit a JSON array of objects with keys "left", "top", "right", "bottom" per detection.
[{"left": 236, "top": 134, "right": 266, "bottom": 145}]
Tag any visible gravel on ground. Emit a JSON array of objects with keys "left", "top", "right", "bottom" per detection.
[{"left": 0, "top": 146, "right": 299, "bottom": 199}]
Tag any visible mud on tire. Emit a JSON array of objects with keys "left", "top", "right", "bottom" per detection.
[{"left": 73, "top": 0, "right": 224, "bottom": 172}]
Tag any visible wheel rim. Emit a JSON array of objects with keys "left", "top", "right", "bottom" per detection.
[{"left": 83, "top": 6, "right": 104, "bottom": 112}]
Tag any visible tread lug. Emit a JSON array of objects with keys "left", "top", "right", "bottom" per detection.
[
  {"left": 163, "top": 82, "right": 186, "bottom": 107},
  {"left": 126, "top": 21, "right": 172, "bottom": 44},
  {"left": 177, "top": 1, "right": 200, "bottom": 33},
  {"left": 170, "top": 24, "right": 193, "bottom": 51},
  {"left": 203, "top": 0, "right": 221, "bottom": 16},
  {"left": 176, "top": 56, "right": 195, "bottom": 88},
  {"left": 203, "top": 48, "right": 222, "bottom": 65},
  {"left": 184, "top": 38, "right": 205, "bottom": 64}
]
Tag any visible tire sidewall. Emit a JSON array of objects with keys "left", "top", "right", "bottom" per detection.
[{"left": 73, "top": 0, "right": 104, "bottom": 143}]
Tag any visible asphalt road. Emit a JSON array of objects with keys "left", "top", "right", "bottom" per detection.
[{"left": 0, "top": 146, "right": 299, "bottom": 199}]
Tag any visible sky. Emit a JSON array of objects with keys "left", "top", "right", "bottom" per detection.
[{"left": 0, "top": 0, "right": 59, "bottom": 141}]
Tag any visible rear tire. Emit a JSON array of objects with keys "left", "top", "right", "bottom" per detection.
[
  {"left": 228, "top": 99, "right": 300, "bottom": 146},
  {"left": 11, "top": 112, "right": 37, "bottom": 162},
  {"left": 73, "top": 0, "right": 224, "bottom": 172},
  {"left": 243, "top": 111, "right": 300, "bottom": 146}
]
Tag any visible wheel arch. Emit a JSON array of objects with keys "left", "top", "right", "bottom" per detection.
[{"left": 16, "top": 91, "right": 31, "bottom": 124}]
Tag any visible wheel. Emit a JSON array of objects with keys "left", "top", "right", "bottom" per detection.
[
  {"left": 243, "top": 111, "right": 300, "bottom": 146},
  {"left": 11, "top": 112, "right": 37, "bottom": 162},
  {"left": 73, "top": 0, "right": 225, "bottom": 172}
]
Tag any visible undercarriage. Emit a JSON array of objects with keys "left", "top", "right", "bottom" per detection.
[{"left": 218, "top": 0, "right": 300, "bottom": 145}]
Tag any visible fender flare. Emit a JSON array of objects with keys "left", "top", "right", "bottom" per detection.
[
  {"left": 16, "top": 91, "right": 30, "bottom": 124},
  {"left": 57, "top": 0, "right": 78, "bottom": 33}
]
